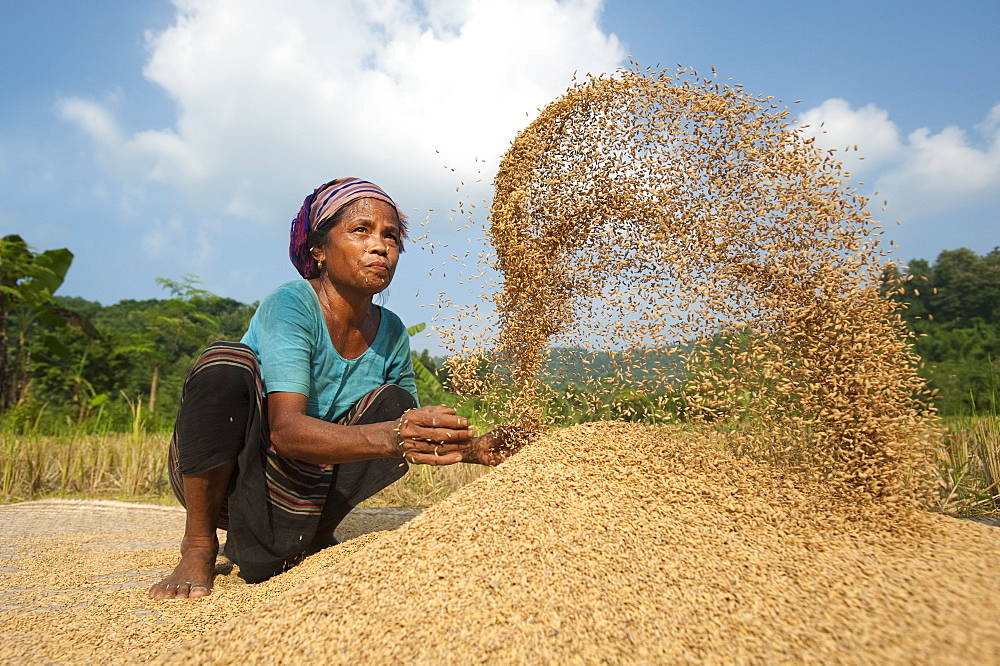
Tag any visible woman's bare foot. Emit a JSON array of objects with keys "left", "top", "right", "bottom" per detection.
[{"left": 148, "top": 535, "right": 219, "bottom": 600}]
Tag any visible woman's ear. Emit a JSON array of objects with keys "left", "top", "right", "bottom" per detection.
[{"left": 310, "top": 245, "right": 326, "bottom": 264}]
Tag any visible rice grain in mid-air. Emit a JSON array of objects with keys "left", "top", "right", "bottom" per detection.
[{"left": 443, "top": 63, "right": 938, "bottom": 505}]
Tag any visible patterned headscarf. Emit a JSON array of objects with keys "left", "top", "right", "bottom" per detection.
[{"left": 289, "top": 177, "right": 408, "bottom": 278}]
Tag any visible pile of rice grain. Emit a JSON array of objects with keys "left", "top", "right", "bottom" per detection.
[{"left": 162, "top": 422, "right": 1000, "bottom": 664}]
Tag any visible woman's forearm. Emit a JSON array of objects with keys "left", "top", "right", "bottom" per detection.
[
  {"left": 268, "top": 413, "right": 401, "bottom": 464},
  {"left": 266, "top": 393, "right": 475, "bottom": 466}
]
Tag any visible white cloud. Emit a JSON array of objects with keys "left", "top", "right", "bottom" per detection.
[
  {"left": 59, "top": 98, "right": 204, "bottom": 186},
  {"left": 798, "top": 98, "right": 902, "bottom": 174},
  {"left": 59, "top": 98, "right": 124, "bottom": 154},
  {"left": 881, "top": 114, "right": 1000, "bottom": 209},
  {"left": 798, "top": 99, "right": 1000, "bottom": 221},
  {"left": 61, "top": 0, "right": 624, "bottom": 226}
]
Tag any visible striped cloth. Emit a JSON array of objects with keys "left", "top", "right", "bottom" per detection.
[
  {"left": 167, "top": 341, "right": 412, "bottom": 582},
  {"left": 262, "top": 384, "right": 399, "bottom": 519},
  {"left": 168, "top": 342, "right": 263, "bottom": 530}
]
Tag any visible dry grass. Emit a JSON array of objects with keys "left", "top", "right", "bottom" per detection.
[
  {"left": 938, "top": 415, "right": 1000, "bottom": 516},
  {"left": 1, "top": 433, "right": 171, "bottom": 503},
  {"left": 3, "top": 420, "right": 997, "bottom": 516}
]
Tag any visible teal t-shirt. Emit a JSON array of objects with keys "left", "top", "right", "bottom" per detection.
[{"left": 241, "top": 280, "right": 418, "bottom": 422}]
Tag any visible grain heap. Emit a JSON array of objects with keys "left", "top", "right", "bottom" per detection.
[
  {"left": 164, "top": 422, "right": 1000, "bottom": 664},
  {"left": 444, "top": 64, "right": 937, "bottom": 503}
]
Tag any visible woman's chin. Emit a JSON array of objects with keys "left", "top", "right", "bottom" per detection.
[{"left": 363, "top": 276, "right": 392, "bottom": 293}]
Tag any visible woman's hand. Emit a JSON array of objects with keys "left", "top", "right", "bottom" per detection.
[
  {"left": 460, "top": 426, "right": 527, "bottom": 466},
  {"left": 397, "top": 408, "right": 527, "bottom": 467},
  {"left": 396, "top": 405, "right": 474, "bottom": 466}
]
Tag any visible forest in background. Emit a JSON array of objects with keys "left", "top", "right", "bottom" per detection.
[
  {"left": 884, "top": 247, "right": 1000, "bottom": 415},
  {"left": 1, "top": 233, "right": 998, "bottom": 435}
]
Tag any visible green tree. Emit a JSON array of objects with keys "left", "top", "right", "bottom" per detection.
[
  {"left": 118, "top": 276, "right": 226, "bottom": 414},
  {"left": 886, "top": 247, "right": 1000, "bottom": 415},
  {"left": 408, "top": 323, "right": 452, "bottom": 406},
  {"left": 931, "top": 248, "right": 1000, "bottom": 324},
  {"left": 0, "top": 235, "right": 98, "bottom": 413},
  {"left": 25, "top": 286, "right": 255, "bottom": 432},
  {"left": 27, "top": 296, "right": 127, "bottom": 429}
]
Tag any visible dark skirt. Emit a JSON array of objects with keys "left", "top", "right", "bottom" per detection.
[{"left": 167, "top": 341, "right": 413, "bottom": 583}]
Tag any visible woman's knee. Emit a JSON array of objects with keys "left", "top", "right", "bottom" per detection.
[
  {"left": 347, "top": 384, "right": 418, "bottom": 425},
  {"left": 183, "top": 343, "right": 258, "bottom": 403}
]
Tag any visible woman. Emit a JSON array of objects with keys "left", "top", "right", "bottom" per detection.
[{"left": 149, "top": 177, "right": 507, "bottom": 599}]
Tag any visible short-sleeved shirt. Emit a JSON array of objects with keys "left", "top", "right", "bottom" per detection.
[{"left": 241, "top": 279, "right": 417, "bottom": 415}]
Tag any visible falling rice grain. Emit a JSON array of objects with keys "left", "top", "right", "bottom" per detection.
[{"left": 444, "top": 63, "right": 938, "bottom": 505}]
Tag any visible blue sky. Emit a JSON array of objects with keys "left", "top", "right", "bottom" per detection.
[{"left": 1, "top": 0, "right": 998, "bottom": 352}]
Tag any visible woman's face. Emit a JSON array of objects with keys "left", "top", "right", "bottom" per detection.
[{"left": 311, "top": 198, "right": 401, "bottom": 295}]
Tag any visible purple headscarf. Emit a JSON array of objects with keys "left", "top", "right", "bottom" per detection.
[{"left": 289, "top": 177, "right": 409, "bottom": 278}]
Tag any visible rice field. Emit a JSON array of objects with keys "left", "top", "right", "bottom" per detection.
[
  {"left": 0, "top": 429, "right": 486, "bottom": 508},
  {"left": 1, "top": 432, "right": 172, "bottom": 503}
]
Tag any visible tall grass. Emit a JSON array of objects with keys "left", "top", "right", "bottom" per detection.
[
  {"left": 938, "top": 415, "right": 1000, "bottom": 516},
  {"left": 1, "top": 432, "right": 171, "bottom": 502},
  {"left": 0, "top": 431, "right": 488, "bottom": 507}
]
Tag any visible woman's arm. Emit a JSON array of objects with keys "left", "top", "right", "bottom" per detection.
[{"left": 268, "top": 391, "right": 476, "bottom": 466}]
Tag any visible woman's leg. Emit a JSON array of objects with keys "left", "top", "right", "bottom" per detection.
[
  {"left": 149, "top": 342, "right": 260, "bottom": 599},
  {"left": 306, "top": 384, "right": 416, "bottom": 552},
  {"left": 149, "top": 461, "right": 235, "bottom": 599}
]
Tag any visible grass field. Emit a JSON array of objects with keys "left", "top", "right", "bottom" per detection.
[{"left": 2, "top": 417, "right": 998, "bottom": 516}]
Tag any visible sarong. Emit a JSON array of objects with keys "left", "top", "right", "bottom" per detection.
[{"left": 167, "top": 341, "right": 413, "bottom": 582}]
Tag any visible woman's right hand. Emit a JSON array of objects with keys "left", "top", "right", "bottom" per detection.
[{"left": 395, "top": 405, "right": 475, "bottom": 466}]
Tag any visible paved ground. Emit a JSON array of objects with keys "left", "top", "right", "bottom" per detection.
[
  {"left": 0, "top": 499, "right": 420, "bottom": 606},
  {"left": 0, "top": 498, "right": 419, "bottom": 540},
  {"left": 0, "top": 499, "right": 424, "bottom": 662}
]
